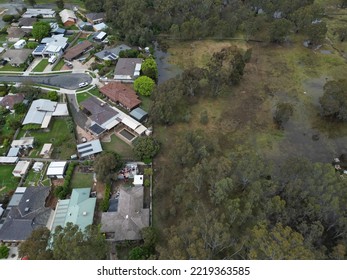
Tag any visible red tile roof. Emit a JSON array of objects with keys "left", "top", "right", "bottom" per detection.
[{"left": 100, "top": 82, "right": 141, "bottom": 110}]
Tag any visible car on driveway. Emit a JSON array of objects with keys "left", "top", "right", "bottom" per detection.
[{"left": 78, "top": 82, "right": 88, "bottom": 88}]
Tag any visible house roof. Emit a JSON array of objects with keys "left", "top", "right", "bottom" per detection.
[
  {"left": 46, "top": 161, "right": 67, "bottom": 176},
  {"left": 0, "top": 94, "right": 24, "bottom": 110},
  {"left": 7, "top": 27, "right": 26, "bottom": 39},
  {"left": 130, "top": 107, "right": 148, "bottom": 122},
  {"left": 114, "top": 58, "right": 143, "bottom": 80},
  {"left": 100, "top": 82, "right": 141, "bottom": 110},
  {"left": 0, "top": 157, "right": 18, "bottom": 164},
  {"left": 18, "top": 17, "right": 37, "bottom": 27},
  {"left": 0, "top": 186, "right": 52, "bottom": 242},
  {"left": 7, "top": 147, "right": 20, "bottom": 157},
  {"left": 63, "top": 40, "right": 93, "bottom": 60},
  {"left": 11, "top": 137, "right": 35, "bottom": 147},
  {"left": 39, "top": 143, "right": 52, "bottom": 156},
  {"left": 86, "top": 12, "right": 105, "bottom": 21},
  {"left": 95, "top": 44, "right": 131, "bottom": 61},
  {"left": 77, "top": 139, "right": 103, "bottom": 158},
  {"left": 80, "top": 96, "right": 119, "bottom": 127},
  {"left": 22, "top": 8, "right": 55, "bottom": 18},
  {"left": 50, "top": 188, "right": 96, "bottom": 232},
  {"left": 100, "top": 186, "right": 149, "bottom": 241},
  {"left": 93, "top": 22, "right": 108, "bottom": 31},
  {"left": 93, "top": 31, "right": 107, "bottom": 41},
  {"left": 2, "top": 49, "right": 32, "bottom": 65},
  {"left": 59, "top": 9, "right": 77, "bottom": 24},
  {"left": 22, "top": 99, "right": 58, "bottom": 126},
  {"left": 12, "top": 161, "right": 30, "bottom": 176}
]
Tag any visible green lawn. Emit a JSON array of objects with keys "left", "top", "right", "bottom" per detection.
[
  {"left": 88, "top": 88, "right": 104, "bottom": 99},
  {"left": 32, "top": 59, "right": 49, "bottom": 72},
  {"left": 0, "top": 165, "right": 20, "bottom": 195},
  {"left": 24, "top": 167, "right": 51, "bottom": 187},
  {"left": 102, "top": 134, "right": 135, "bottom": 159},
  {"left": 76, "top": 92, "right": 92, "bottom": 104},
  {"left": 52, "top": 60, "right": 65, "bottom": 71},
  {"left": 0, "top": 64, "right": 26, "bottom": 72},
  {"left": 70, "top": 171, "right": 94, "bottom": 188},
  {"left": 18, "top": 118, "right": 77, "bottom": 160},
  {"left": 139, "top": 95, "right": 151, "bottom": 112}
]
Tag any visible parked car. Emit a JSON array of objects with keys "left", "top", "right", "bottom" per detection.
[
  {"left": 78, "top": 82, "right": 88, "bottom": 88},
  {"left": 48, "top": 56, "right": 57, "bottom": 64},
  {"left": 65, "top": 62, "right": 73, "bottom": 69}
]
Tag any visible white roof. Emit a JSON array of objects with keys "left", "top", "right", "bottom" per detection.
[
  {"left": 133, "top": 175, "right": 143, "bottom": 185},
  {"left": 12, "top": 161, "right": 30, "bottom": 176},
  {"left": 93, "top": 22, "right": 107, "bottom": 31},
  {"left": 23, "top": 9, "right": 55, "bottom": 18},
  {"left": 52, "top": 104, "right": 69, "bottom": 116},
  {"left": 0, "top": 156, "right": 18, "bottom": 163},
  {"left": 33, "top": 162, "right": 44, "bottom": 170},
  {"left": 14, "top": 39, "right": 26, "bottom": 46},
  {"left": 39, "top": 143, "right": 52, "bottom": 156},
  {"left": 47, "top": 161, "right": 67, "bottom": 176},
  {"left": 11, "top": 137, "right": 35, "bottom": 147},
  {"left": 134, "top": 125, "right": 147, "bottom": 135},
  {"left": 77, "top": 139, "right": 103, "bottom": 158},
  {"left": 96, "top": 31, "right": 106, "bottom": 40},
  {"left": 104, "top": 119, "right": 120, "bottom": 130},
  {"left": 59, "top": 9, "right": 77, "bottom": 23},
  {"left": 41, "top": 112, "right": 53, "bottom": 129},
  {"left": 122, "top": 116, "right": 140, "bottom": 131}
]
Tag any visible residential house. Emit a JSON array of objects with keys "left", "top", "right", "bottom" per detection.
[
  {"left": 49, "top": 188, "right": 96, "bottom": 232},
  {"left": 12, "top": 161, "right": 30, "bottom": 177},
  {"left": 77, "top": 139, "right": 103, "bottom": 159},
  {"left": 133, "top": 175, "right": 144, "bottom": 187},
  {"left": 2, "top": 49, "right": 32, "bottom": 67},
  {"left": 50, "top": 22, "right": 66, "bottom": 35},
  {"left": 39, "top": 143, "right": 53, "bottom": 158},
  {"left": 11, "top": 137, "right": 35, "bottom": 149},
  {"left": 0, "top": 94, "right": 24, "bottom": 110},
  {"left": 7, "top": 147, "right": 20, "bottom": 157},
  {"left": 130, "top": 107, "right": 148, "bottom": 123},
  {"left": 114, "top": 58, "right": 143, "bottom": 83},
  {"left": 6, "top": 27, "right": 27, "bottom": 42},
  {"left": 93, "top": 31, "right": 107, "bottom": 42},
  {"left": 46, "top": 161, "right": 67, "bottom": 179},
  {"left": 99, "top": 82, "right": 141, "bottom": 111},
  {"left": 59, "top": 9, "right": 77, "bottom": 27},
  {"left": 22, "top": 9, "right": 56, "bottom": 18},
  {"left": 93, "top": 22, "right": 108, "bottom": 32},
  {"left": 100, "top": 186, "right": 149, "bottom": 241},
  {"left": 85, "top": 12, "right": 105, "bottom": 25},
  {"left": 22, "top": 99, "right": 69, "bottom": 128},
  {"left": 32, "top": 34, "right": 68, "bottom": 57},
  {"left": 94, "top": 44, "right": 131, "bottom": 61},
  {"left": 18, "top": 17, "right": 37, "bottom": 31},
  {"left": 32, "top": 162, "right": 44, "bottom": 172},
  {"left": 0, "top": 186, "right": 52, "bottom": 243},
  {"left": 14, "top": 39, "right": 26, "bottom": 49},
  {"left": 63, "top": 40, "right": 93, "bottom": 61},
  {"left": 0, "top": 157, "right": 19, "bottom": 164}
]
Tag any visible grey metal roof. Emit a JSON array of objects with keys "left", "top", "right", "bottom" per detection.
[
  {"left": 22, "top": 99, "right": 57, "bottom": 125},
  {"left": 95, "top": 44, "right": 131, "bottom": 60},
  {"left": 7, "top": 147, "right": 20, "bottom": 157},
  {"left": 77, "top": 139, "right": 103, "bottom": 158},
  {"left": 130, "top": 107, "right": 148, "bottom": 122}
]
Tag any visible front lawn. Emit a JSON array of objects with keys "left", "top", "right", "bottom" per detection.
[
  {"left": 0, "top": 64, "right": 26, "bottom": 72},
  {"left": 52, "top": 59, "right": 65, "bottom": 71},
  {"left": 76, "top": 92, "right": 92, "bottom": 104},
  {"left": 32, "top": 59, "right": 49, "bottom": 72},
  {"left": 0, "top": 165, "right": 20, "bottom": 195}
]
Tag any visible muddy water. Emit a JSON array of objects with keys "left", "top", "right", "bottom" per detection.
[{"left": 273, "top": 76, "right": 347, "bottom": 163}]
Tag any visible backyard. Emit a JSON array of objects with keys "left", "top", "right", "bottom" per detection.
[
  {"left": 0, "top": 165, "right": 20, "bottom": 195},
  {"left": 102, "top": 134, "right": 135, "bottom": 159},
  {"left": 24, "top": 167, "right": 51, "bottom": 187},
  {"left": 70, "top": 168, "right": 94, "bottom": 189}
]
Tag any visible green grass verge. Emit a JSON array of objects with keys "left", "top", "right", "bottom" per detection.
[
  {"left": 0, "top": 64, "right": 26, "bottom": 72},
  {"left": 52, "top": 59, "right": 65, "bottom": 71},
  {"left": 24, "top": 167, "right": 51, "bottom": 187},
  {"left": 76, "top": 92, "right": 92, "bottom": 104},
  {"left": 102, "top": 134, "right": 135, "bottom": 159},
  {"left": 32, "top": 59, "right": 49, "bottom": 72},
  {"left": 0, "top": 165, "right": 20, "bottom": 195},
  {"left": 70, "top": 171, "right": 94, "bottom": 188}
]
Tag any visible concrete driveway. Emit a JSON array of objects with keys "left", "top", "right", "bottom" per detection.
[{"left": 0, "top": 73, "right": 92, "bottom": 90}]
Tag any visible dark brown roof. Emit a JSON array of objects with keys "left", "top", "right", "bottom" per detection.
[
  {"left": 114, "top": 58, "right": 143, "bottom": 76},
  {"left": 7, "top": 27, "right": 26, "bottom": 38},
  {"left": 18, "top": 17, "right": 37, "bottom": 27},
  {"left": 100, "top": 82, "right": 141, "bottom": 110},
  {"left": 85, "top": 12, "right": 105, "bottom": 21},
  {"left": 80, "top": 96, "right": 119, "bottom": 126},
  {"left": 0, "top": 94, "right": 24, "bottom": 110},
  {"left": 63, "top": 40, "right": 93, "bottom": 60}
]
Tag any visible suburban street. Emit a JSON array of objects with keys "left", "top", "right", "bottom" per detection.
[{"left": 0, "top": 73, "right": 92, "bottom": 89}]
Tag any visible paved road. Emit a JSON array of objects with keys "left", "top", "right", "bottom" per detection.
[{"left": 0, "top": 73, "right": 92, "bottom": 90}]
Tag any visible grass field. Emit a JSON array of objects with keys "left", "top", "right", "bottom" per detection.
[
  {"left": 32, "top": 59, "right": 49, "bottom": 72},
  {"left": 76, "top": 92, "right": 91, "bottom": 104},
  {"left": 0, "top": 64, "right": 26, "bottom": 72},
  {"left": 0, "top": 165, "right": 20, "bottom": 195},
  {"left": 102, "top": 134, "right": 135, "bottom": 159},
  {"left": 70, "top": 171, "right": 94, "bottom": 188},
  {"left": 52, "top": 60, "right": 65, "bottom": 71}
]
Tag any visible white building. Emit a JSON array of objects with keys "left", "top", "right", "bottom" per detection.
[
  {"left": 22, "top": 9, "right": 56, "bottom": 18},
  {"left": 32, "top": 162, "right": 44, "bottom": 172},
  {"left": 13, "top": 39, "right": 26, "bottom": 49},
  {"left": 46, "top": 161, "right": 67, "bottom": 179},
  {"left": 12, "top": 161, "right": 30, "bottom": 178},
  {"left": 133, "top": 175, "right": 144, "bottom": 186},
  {"left": 11, "top": 137, "right": 34, "bottom": 149}
]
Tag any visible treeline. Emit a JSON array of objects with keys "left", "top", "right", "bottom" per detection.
[{"left": 81, "top": 0, "right": 337, "bottom": 45}]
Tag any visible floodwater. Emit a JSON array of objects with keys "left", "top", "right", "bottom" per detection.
[
  {"left": 271, "top": 76, "right": 347, "bottom": 163},
  {"left": 154, "top": 42, "right": 182, "bottom": 84}
]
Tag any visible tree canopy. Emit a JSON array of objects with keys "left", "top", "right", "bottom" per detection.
[
  {"left": 141, "top": 58, "right": 158, "bottom": 82},
  {"left": 134, "top": 76, "right": 155, "bottom": 96},
  {"left": 32, "top": 21, "right": 51, "bottom": 42},
  {"left": 133, "top": 136, "right": 160, "bottom": 161},
  {"left": 94, "top": 151, "right": 122, "bottom": 183}
]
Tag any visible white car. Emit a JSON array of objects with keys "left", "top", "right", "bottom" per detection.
[{"left": 78, "top": 82, "right": 88, "bottom": 88}]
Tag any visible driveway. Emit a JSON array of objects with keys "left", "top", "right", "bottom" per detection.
[{"left": 0, "top": 73, "right": 92, "bottom": 90}]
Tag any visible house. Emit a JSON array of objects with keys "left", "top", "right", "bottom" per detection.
[
  {"left": 18, "top": 17, "right": 37, "bottom": 30},
  {"left": 32, "top": 162, "right": 44, "bottom": 172},
  {"left": 77, "top": 139, "right": 103, "bottom": 159},
  {"left": 114, "top": 58, "right": 143, "bottom": 83},
  {"left": 7, "top": 27, "right": 27, "bottom": 42},
  {"left": 59, "top": 9, "right": 77, "bottom": 26},
  {"left": 99, "top": 82, "right": 141, "bottom": 111},
  {"left": 78, "top": 21, "right": 93, "bottom": 31},
  {"left": 50, "top": 22, "right": 66, "bottom": 35},
  {"left": 2, "top": 49, "right": 32, "bottom": 67},
  {"left": 12, "top": 161, "right": 30, "bottom": 177},
  {"left": 22, "top": 8, "right": 56, "bottom": 18},
  {"left": 7, "top": 147, "right": 20, "bottom": 157},
  {"left": 95, "top": 44, "right": 131, "bottom": 61},
  {"left": 46, "top": 161, "right": 67, "bottom": 179},
  {"left": 0, "top": 157, "right": 19, "bottom": 164},
  {"left": 32, "top": 34, "right": 68, "bottom": 57},
  {"left": 49, "top": 188, "right": 96, "bottom": 232},
  {"left": 63, "top": 40, "right": 93, "bottom": 61},
  {"left": 93, "top": 31, "right": 107, "bottom": 42},
  {"left": 0, "top": 94, "right": 24, "bottom": 110},
  {"left": 0, "top": 186, "right": 52, "bottom": 243},
  {"left": 93, "top": 22, "right": 108, "bottom": 32},
  {"left": 22, "top": 99, "right": 69, "bottom": 128},
  {"left": 11, "top": 137, "right": 35, "bottom": 149},
  {"left": 39, "top": 143, "right": 53, "bottom": 158},
  {"left": 133, "top": 175, "right": 144, "bottom": 187},
  {"left": 14, "top": 39, "right": 26, "bottom": 49},
  {"left": 85, "top": 12, "right": 105, "bottom": 25},
  {"left": 100, "top": 186, "right": 149, "bottom": 241},
  {"left": 80, "top": 96, "right": 120, "bottom": 136},
  {"left": 130, "top": 107, "right": 148, "bottom": 123}
]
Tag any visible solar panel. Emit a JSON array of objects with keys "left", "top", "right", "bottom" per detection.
[
  {"left": 77, "top": 143, "right": 92, "bottom": 150},
  {"left": 34, "top": 44, "right": 46, "bottom": 52},
  {"left": 89, "top": 123, "right": 105, "bottom": 135},
  {"left": 80, "top": 148, "right": 93, "bottom": 156}
]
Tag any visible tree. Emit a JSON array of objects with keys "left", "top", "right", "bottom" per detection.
[
  {"left": 319, "top": 80, "right": 347, "bottom": 121},
  {"left": 269, "top": 19, "right": 292, "bottom": 43},
  {"left": 273, "top": 102, "right": 294, "bottom": 128},
  {"left": 42, "top": 90, "right": 59, "bottom": 101},
  {"left": 18, "top": 227, "right": 53, "bottom": 260},
  {"left": 134, "top": 76, "right": 155, "bottom": 96},
  {"left": 305, "top": 21, "right": 327, "bottom": 45},
  {"left": 133, "top": 136, "right": 160, "bottom": 161},
  {"left": 84, "top": 0, "right": 105, "bottom": 12},
  {"left": 94, "top": 151, "right": 122, "bottom": 183},
  {"left": 13, "top": 103, "right": 27, "bottom": 114},
  {"left": 55, "top": 0, "right": 65, "bottom": 9},
  {"left": 0, "top": 245, "right": 10, "bottom": 259},
  {"left": 52, "top": 223, "right": 108, "bottom": 260},
  {"left": 2, "top": 15, "right": 15, "bottom": 23},
  {"left": 32, "top": 21, "right": 50, "bottom": 42},
  {"left": 141, "top": 58, "right": 158, "bottom": 82}
]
